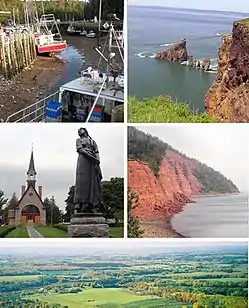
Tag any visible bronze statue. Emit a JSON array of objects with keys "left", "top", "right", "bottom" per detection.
[{"left": 74, "top": 128, "right": 103, "bottom": 213}]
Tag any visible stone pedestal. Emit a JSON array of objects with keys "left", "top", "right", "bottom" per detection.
[{"left": 68, "top": 213, "right": 109, "bottom": 238}]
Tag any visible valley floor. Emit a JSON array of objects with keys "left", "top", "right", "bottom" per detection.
[{"left": 29, "top": 288, "right": 190, "bottom": 308}]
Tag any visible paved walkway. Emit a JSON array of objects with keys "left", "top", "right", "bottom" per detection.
[{"left": 26, "top": 226, "right": 44, "bottom": 238}]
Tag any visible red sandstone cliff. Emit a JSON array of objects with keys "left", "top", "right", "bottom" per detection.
[
  {"left": 155, "top": 39, "right": 188, "bottom": 62},
  {"left": 205, "top": 20, "right": 249, "bottom": 122},
  {"left": 128, "top": 150, "right": 203, "bottom": 221}
]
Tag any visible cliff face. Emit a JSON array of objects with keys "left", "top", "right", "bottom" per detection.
[
  {"left": 205, "top": 20, "right": 249, "bottom": 122},
  {"left": 155, "top": 39, "right": 188, "bottom": 62},
  {"left": 128, "top": 150, "right": 201, "bottom": 221},
  {"left": 128, "top": 127, "right": 239, "bottom": 221}
]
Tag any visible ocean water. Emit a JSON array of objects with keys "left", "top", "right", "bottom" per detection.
[
  {"left": 171, "top": 194, "right": 248, "bottom": 238},
  {"left": 128, "top": 6, "right": 249, "bottom": 111}
]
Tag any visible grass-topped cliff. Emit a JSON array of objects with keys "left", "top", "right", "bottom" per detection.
[
  {"left": 128, "top": 127, "right": 239, "bottom": 194},
  {"left": 128, "top": 96, "right": 220, "bottom": 123},
  {"left": 238, "top": 18, "right": 249, "bottom": 24}
]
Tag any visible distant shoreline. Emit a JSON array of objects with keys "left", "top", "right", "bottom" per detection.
[
  {"left": 192, "top": 192, "right": 242, "bottom": 198},
  {"left": 128, "top": 5, "right": 249, "bottom": 16}
]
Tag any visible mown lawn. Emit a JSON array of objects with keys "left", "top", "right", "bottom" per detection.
[
  {"left": 5, "top": 227, "right": 29, "bottom": 238},
  {"left": 34, "top": 226, "right": 68, "bottom": 238},
  {"left": 109, "top": 226, "right": 123, "bottom": 238},
  {"left": 128, "top": 96, "right": 220, "bottom": 123}
]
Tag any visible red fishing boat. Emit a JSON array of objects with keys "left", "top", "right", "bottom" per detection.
[{"left": 25, "top": 1, "right": 66, "bottom": 54}]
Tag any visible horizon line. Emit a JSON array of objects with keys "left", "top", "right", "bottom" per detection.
[{"left": 128, "top": 4, "right": 249, "bottom": 15}]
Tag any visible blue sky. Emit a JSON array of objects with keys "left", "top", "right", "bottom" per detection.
[{"left": 128, "top": 0, "right": 249, "bottom": 13}]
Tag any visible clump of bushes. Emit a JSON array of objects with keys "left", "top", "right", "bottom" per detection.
[
  {"left": 0, "top": 226, "right": 16, "bottom": 237},
  {"left": 53, "top": 224, "right": 68, "bottom": 232}
]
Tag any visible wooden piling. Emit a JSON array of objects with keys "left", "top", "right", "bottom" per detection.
[{"left": 0, "top": 32, "right": 36, "bottom": 79}]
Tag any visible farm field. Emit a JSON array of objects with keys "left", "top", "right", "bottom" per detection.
[
  {"left": 0, "top": 243, "right": 247, "bottom": 308},
  {"left": 0, "top": 275, "right": 41, "bottom": 282},
  {"left": 32, "top": 289, "right": 159, "bottom": 307},
  {"left": 32, "top": 289, "right": 190, "bottom": 307}
]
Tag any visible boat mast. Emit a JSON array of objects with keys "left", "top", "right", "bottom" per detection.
[{"left": 98, "top": 0, "right": 102, "bottom": 33}]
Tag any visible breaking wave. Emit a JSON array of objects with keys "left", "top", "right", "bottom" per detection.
[
  {"left": 159, "top": 42, "right": 176, "bottom": 47},
  {"left": 134, "top": 51, "right": 148, "bottom": 58},
  {"left": 181, "top": 58, "right": 218, "bottom": 73}
]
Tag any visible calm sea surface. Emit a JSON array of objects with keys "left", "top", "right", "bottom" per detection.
[
  {"left": 128, "top": 6, "right": 249, "bottom": 111},
  {"left": 171, "top": 194, "right": 248, "bottom": 237}
]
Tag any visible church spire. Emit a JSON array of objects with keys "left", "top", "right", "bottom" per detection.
[{"left": 27, "top": 146, "right": 37, "bottom": 186}]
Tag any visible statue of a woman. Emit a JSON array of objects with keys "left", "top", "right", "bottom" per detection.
[{"left": 74, "top": 128, "right": 103, "bottom": 213}]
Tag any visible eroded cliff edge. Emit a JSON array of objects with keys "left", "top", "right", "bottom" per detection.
[
  {"left": 205, "top": 19, "right": 249, "bottom": 122},
  {"left": 128, "top": 128, "right": 239, "bottom": 221}
]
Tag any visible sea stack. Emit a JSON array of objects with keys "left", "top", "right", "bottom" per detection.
[
  {"left": 155, "top": 38, "right": 188, "bottom": 62},
  {"left": 205, "top": 19, "right": 249, "bottom": 122}
]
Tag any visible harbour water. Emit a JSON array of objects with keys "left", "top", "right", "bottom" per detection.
[{"left": 171, "top": 194, "right": 248, "bottom": 237}]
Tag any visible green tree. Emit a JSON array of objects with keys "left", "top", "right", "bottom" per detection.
[
  {"left": 64, "top": 178, "right": 124, "bottom": 222},
  {"left": 2, "top": 192, "right": 18, "bottom": 222},
  {"left": 128, "top": 190, "right": 143, "bottom": 238},
  {"left": 84, "top": 0, "right": 124, "bottom": 20},
  {"left": 63, "top": 186, "right": 75, "bottom": 222},
  {"left": 0, "top": 190, "right": 8, "bottom": 217},
  {"left": 100, "top": 177, "right": 124, "bottom": 222},
  {"left": 43, "top": 196, "right": 62, "bottom": 225}
]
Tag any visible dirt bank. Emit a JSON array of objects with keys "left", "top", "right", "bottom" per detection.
[{"left": 0, "top": 56, "right": 63, "bottom": 122}]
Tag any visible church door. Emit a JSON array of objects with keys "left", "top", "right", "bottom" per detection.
[{"left": 21, "top": 205, "right": 40, "bottom": 224}]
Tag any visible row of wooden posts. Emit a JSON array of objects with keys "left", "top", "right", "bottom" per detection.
[{"left": 0, "top": 32, "right": 36, "bottom": 79}]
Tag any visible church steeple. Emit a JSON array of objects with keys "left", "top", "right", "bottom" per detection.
[{"left": 27, "top": 146, "right": 37, "bottom": 186}]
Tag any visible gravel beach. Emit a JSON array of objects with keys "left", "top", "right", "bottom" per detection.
[{"left": 140, "top": 220, "right": 185, "bottom": 238}]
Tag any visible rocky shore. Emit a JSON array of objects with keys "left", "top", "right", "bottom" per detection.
[
  {"left": 140, "top": 220, "right": 185, "bottom": 238},
  {"left": 155, "top": 38, "right": 213, "bottom": 72}
]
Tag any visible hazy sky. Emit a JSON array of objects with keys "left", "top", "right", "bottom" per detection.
[
  {"left": 137, "top": 124, "right": 249, "bottom": 192},
  {"left": 0, "top": 124, "right": 124, "bottom": 210},
  {"left": 128, "top": 0, "right": 249, "bottom": 13},
  {"left": 0, "top": 239, "right": 246, "bottom": 255}
]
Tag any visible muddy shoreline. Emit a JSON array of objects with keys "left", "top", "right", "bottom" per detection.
[
  {"left": 0, "top": 57, "right": 63, "bottom": 121},
  {"left": 0, "top": 35, "right": 117, "bottom": 121}
]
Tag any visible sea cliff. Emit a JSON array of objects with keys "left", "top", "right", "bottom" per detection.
[
  {"left": 128, "top": 127, "right": 239, "bottom": 222},
  {"left": 205, "top": 19, "right": 249, "bottom": 122}
]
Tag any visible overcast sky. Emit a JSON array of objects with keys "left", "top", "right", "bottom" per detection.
[
  {"left": 0, "top": 239, "right": 246, "bottom": 255},
  {"left": 128, "top": 0, "right": 249, "bottom": 13},
  {"left": 0, "top": 124, "right": 124, "bottom": 211},
  {"left": 137, "top": 124, "right": 249, "bottom": 192}
]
